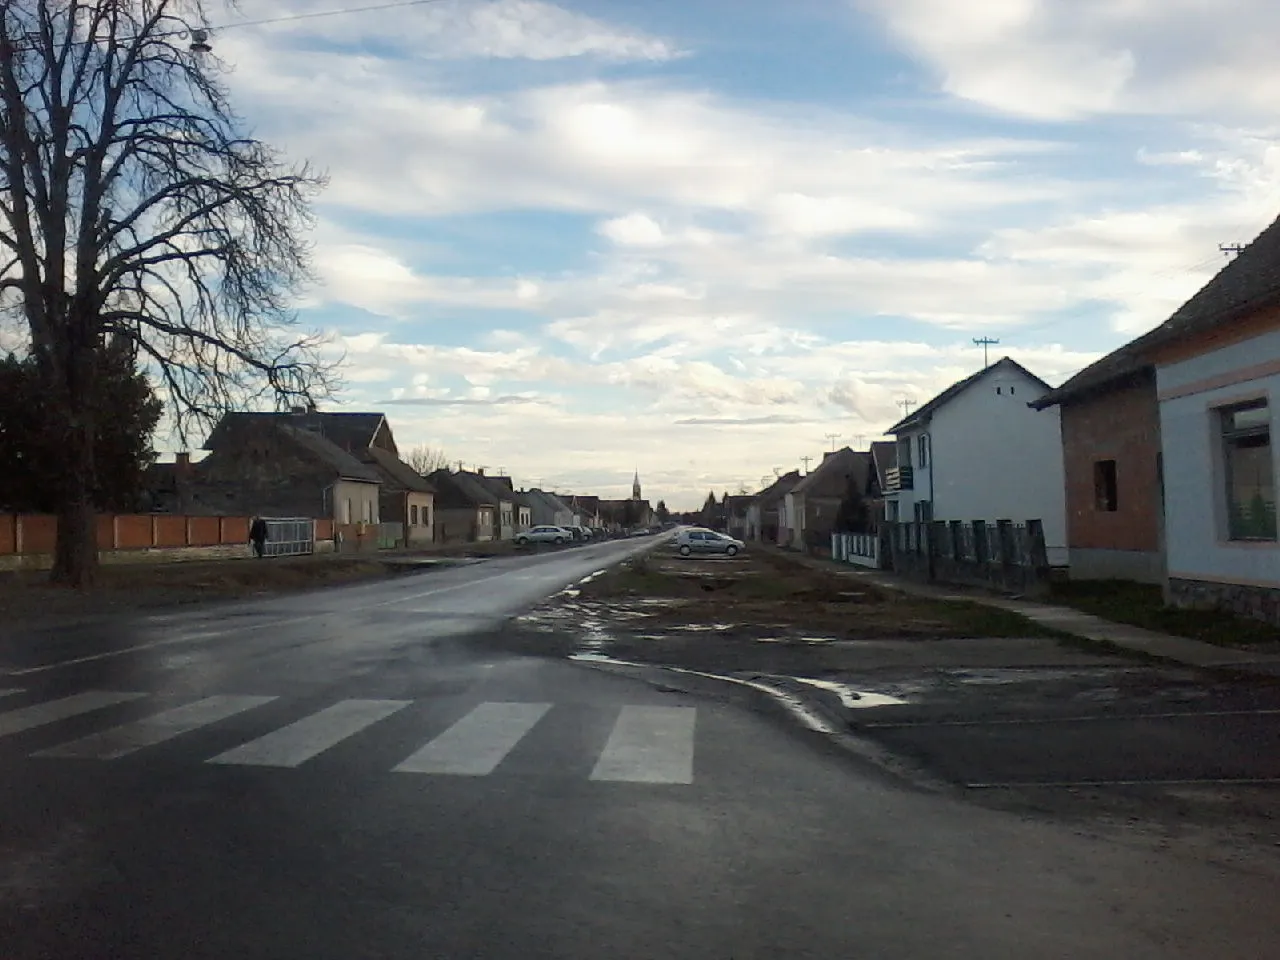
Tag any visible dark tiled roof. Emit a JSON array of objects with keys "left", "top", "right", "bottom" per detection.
[
  {"left": 755, "top": 470, "right": 802, "bottom": 505},
  {"left": 791, "top": 448, "right": 872, "bottom": 497},
  {"left": 277, "top": 425, "right": 380, "bottom": 482},
  {"left": 428, "top": 470, "right": 499, "bottom": 508},
  {"left": 470, "top": 473, "right": 517, "bottom": 504},
  {"left": 870, "top": 441, "right": 897, "bottom": 486},
  {"left": 887, "top": 357, "right": 1051, "bottom": 433},
  {"left": 365, "top": 446, "right": 435, "bottom": 494},
  {"left": 204, "top": 411, "right": 388, "bottom": 454},
  {"left": 1034, "top": 214, "right": 1280, "bottom": 409}
]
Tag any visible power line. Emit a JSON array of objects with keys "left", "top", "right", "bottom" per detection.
[{"left": 219, "top": 0, "right": 458, "bottom": 32}]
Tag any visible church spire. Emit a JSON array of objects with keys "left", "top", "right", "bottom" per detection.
[{"left": 632, "top": 470, "right": 642, "bottom": 500}]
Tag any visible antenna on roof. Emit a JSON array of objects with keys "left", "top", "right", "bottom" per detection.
[
  {"left": 823, "top": 432, "right": 841, "bottom": 452},
  {"left": 973, "top": 336, "right": 1000, "bottom": 367},
  {"left": 1219, "top": 243, "right": 1245, "bottom": 259},
  {"left": 800, "top": 455, "right": 814, "bottom": 474},
  {"left": 897, "top": 398, "right": 916, "bottom": 417}
]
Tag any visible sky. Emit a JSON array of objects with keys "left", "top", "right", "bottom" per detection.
[{"left": 199, "top": 0, "right": 1280, "bottom": 509}]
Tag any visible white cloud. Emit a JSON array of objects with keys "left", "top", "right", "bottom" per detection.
[
  {"left": 859, "top": 0, "right": 1280, "bottom": 122},
  {"left": 241, "top": 0, "right": 678, "bottom": 63}
]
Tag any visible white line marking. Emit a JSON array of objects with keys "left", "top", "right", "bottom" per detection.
[
  {"left": 786, "top": 677, "right": 906, "bottom": 708},
  {"left": 0, "top": 691, "right": 147, "bottom": 737},
  {"left": 863, "top": 708, "right": 1280, "bottom": 730},
  {"left": 591, "top": 705, "right": 696, "bottom": 784},
  {"left": 6, "top": 632, "right": 226, "bottom": 676},
  {"left": 35, "top": 695, "right": 278, "bottom": 759},
  {"left": 394, "top": 702, "right": 550, "bottom": 775},
  {"left": 207, "top": 699, "right": 409, "bottom": 768},
  {"left": 0, "top": 689, "right": 22, "bottom": 699},
  {"left": 966, "top": 777, "right": 1280, "bottom": 789},
  {"left": 570, "top": 654, "right": 835, "bottom": 733}
]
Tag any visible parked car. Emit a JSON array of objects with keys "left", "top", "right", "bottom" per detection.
[
  {"left": 577, "top": 526, "right": 594, "bottom": 540},
  {"left": 675, "top": 528, "right": 745, "bottom": 557},
  {"left": 516, "top": 525, "right": 572, "bottom": 546}
]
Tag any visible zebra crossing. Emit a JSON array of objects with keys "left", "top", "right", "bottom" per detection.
[{"left": 0, "top": 689, "right": 700, "bottom": 784}]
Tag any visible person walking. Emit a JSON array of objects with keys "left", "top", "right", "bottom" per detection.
[{"left": 249, "top": 516, "right": 269, "bottom": 558}]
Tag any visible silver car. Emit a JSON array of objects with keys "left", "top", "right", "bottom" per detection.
[
  {"left": 675, "top": 528, "right": 744, "bottom": 557},
  {"left": 516, "top": 525, "right": 571, "bottom": 545}
]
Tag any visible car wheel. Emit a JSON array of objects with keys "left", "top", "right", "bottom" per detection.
[
  {"left": 554, "top": 537, "right": 565, "bottom": 544},
  {"left": 725, "top": 545, "right": 739, "bottom": 557},
  {"left": 517, "top": 537, "right": 529, "bottom": 546},
  {"left": 679, "top": 545, "right": 692, "bottom": 557}
]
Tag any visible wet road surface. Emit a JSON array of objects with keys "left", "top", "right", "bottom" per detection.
[{"left": 2, "top": 540, "right": 1279, "bottom": 958}]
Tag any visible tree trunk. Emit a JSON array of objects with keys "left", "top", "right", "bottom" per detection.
[
  {"left": 49, "top": 330, "right": 99, "bottom": 588},
  {"left": 51, "top": 480, "right": 97, "bottom": 587}
]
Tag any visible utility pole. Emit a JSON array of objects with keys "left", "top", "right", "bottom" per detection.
[
  {"left": 1220, "top": 243, "right": 1245, "bottom": 259},
  {"left": 800, "top": 455, "right": 814, "bottom": 474},
  {"left": 973, "top": 336, "right": 1000, "bottom": 367}
]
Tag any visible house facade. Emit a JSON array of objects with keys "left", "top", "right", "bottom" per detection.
[
  {"left": 746, "top": 471, "right": 800, "bottom": 543},
  {"left": 1032, "top": 368, "right": 1164, "bottom": 583},
  {"left": 885, "top": 358, "right": 1068, "bottom": 566},
  {"left": 429, "top": 470, "right": 497, "bottom": 543},
  {"left": 525, "top": 489, "right": 575, "bottom": 528},
  {"left": 366, "top": 447, "right": 435, "bottom": 546},
  {"left": 785, "top": 448, "right": 875, "bottom": 551}
]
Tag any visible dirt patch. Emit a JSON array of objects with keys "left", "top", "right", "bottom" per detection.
[
  {"left": 574, "top": 549, "right": 1062, "bottom": 640},
  {"left": 0, "top": 554, "right": 416, "bottom": 624}
]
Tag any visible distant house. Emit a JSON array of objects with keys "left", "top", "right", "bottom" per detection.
[
  {"left": 524, "top": 489, "right": 575, "bottom": 529},
  {"left": 783, "top": 448, "right": 875, "bottom": 551},
  {"left": 1038, "top": 214, "right": 1280, "bottom": 621},
  {"left": 365, "top": 447, "right": 436, "bottom": 546},
  {"left": 570, "top": 495, "right": 602, "bottom": 527},
  {"left": 428, "top": 470, "right": 498, "bottom": 543},
  {"left": 745, "top": 471, "right": 801, "bottom": 542},
  {"left": 723, "top": 495, "right": 754, "bottom": 540},
  {"left": 469, "top": 472, "right": 517, "bottom": 540},
  {"left": 885, "top": 357, "right": 1068, "bottom": 566},
  {"left": 195, "top": 411, "right": 381, "bottom": 526}
]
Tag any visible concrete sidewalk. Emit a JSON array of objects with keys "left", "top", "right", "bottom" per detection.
[{"left": 799, "top": 554, "right": 1280, "bottom": 678}]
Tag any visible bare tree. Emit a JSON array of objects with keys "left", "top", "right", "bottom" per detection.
[
  {"left": 0, "top": 1, "right": 333, "bottom": 585},
  {"left": 405, "top": 445, "right": 450, "bottom": 476}
]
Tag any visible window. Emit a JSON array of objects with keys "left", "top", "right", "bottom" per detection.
[
  {"left": 1094, "top": 460, "right": 1118, "bottom": 512},
  {"left": 897, "top": 437, "right": 913, "bottom": 468},
  {"left": 1222, "top": 400, "right": 1276, "bottom": 540},
  {"left": 918, "top": 434, "right": 929, "bottom": 468},
  {"left": 410, "top": 505, "right": 419, "bottom": 525},
  {"left": 996, "top": 386, "right": 1002, "bottom": 395},
  {"left": 343, "top": 498, "right": 352, "bottom": 524}
]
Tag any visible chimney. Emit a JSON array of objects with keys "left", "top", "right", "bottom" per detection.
[
  {"left": 175, "top": 451, "right": 192, "bottom": 478},
  {"left": 290, "top": 405, "right": 307, "bottom": 415},
  {"left": 477, "top": 467, "right": 485, "bottom": 476}
]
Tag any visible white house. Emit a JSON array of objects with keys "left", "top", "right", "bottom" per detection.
[{"left": 884, "top": 357, "right": 1068, "bottom": 565}]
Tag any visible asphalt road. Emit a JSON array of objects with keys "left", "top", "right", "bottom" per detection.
[{"left": 2, "top": 540, "right": 1279, "bottom": 958}]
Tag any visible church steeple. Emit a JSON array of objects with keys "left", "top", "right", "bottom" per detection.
[{"left": 632, "top": 470, "right": 642, "bottom": 500}]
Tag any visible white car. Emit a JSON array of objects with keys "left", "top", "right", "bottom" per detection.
[
  {"left": 516, "top": 525, "right": 572, "bottom": 545},
  {"left": 675, "top": 528, "right": 745, "bottom": 557}
]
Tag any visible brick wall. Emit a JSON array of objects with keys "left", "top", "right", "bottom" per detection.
[{"left": 1060, "top": 375, "right": 1162, "bottom": 554}]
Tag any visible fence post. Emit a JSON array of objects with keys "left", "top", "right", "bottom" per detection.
[
  {"left": 111, "top": 514, "right": 120, "bottom": 550},
  {"left": 996, "top": 519, "right": 1015, "bottom": 569},
  {"left": 972, "top": 521, "right": 986, "bottom": 563},
  {"left": 1026, "top": 518, "right": 1048, "bottom": 570},
  {"left": 150, "top": 515, "right": 159, "bottom": 547},
  {"left": 185, "top": 515, "right": 193, "bottom": 547},
  {"left": 948, "top": 520, "right": 963, "bottom": 560}
]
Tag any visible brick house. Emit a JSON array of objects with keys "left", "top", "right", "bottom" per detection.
[
  {"left": 195, "top": 412, "right": 381, "bottom": 526},
  {"left": 1030, "top": 362, "right": 1163, "bottom": 583}
]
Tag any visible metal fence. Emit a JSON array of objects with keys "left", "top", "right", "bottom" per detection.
[{"left": 262, "top": 518, "right": 316, "bottom": 557}]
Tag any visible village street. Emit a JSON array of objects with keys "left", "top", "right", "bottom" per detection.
[{"left": 1, "top": 541, "right": 1279, "bottom": 959}]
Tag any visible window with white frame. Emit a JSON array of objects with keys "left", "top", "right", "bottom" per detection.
[
  {"left": 918, "top": 434, "right": 929, "bottom": 468},
  {"left": 410, "top": 504, "right": 419, "bottom": 526},
  {"left": 1221, "top": 399, "right": 1276, "bottom": 541}
]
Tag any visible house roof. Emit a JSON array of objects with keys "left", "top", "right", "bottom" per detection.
[
  {"left": 365, "top": 446, "right": 435, "bottom": 494},
  {"left": 523, "top": 489, "right": 571, "bottom": 516},
  {"left": 887, "top": 357, "right": 1051, "bottom": 433},
  {"left": 1033, "top": 214, "right": 1280, "bottom": 409},
  {"left": 469, "top": 473, "right": 517, "bottom": 504},
  {"left": 428, "top": 470, "right": 499, "bottom": 508},
  {"left": 292, "top": 411, "right": 387, "bottom": 453},
  {"left": 870, "top": 441, "right": 897, "bottom": 486},
  {"left": 791, "top": 447, "right": 873, "bottom": 498},
  {"left": 755, "top": 470, "right": 802, "bottom": 506},
  {"left": 277, "top": 425, "right": 380, "bottom": 483}
]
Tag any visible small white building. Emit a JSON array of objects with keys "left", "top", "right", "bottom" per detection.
[{"left": 884, "top": 357, "right": 1068, "bottom": 565}]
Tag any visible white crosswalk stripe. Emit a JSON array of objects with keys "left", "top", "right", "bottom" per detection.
[
  {"left": 395, "top": 702, "right": 551, "bottom": 775},
  {"left": 35, "top": 695, "right": 277, "bottom": 760},
  {"left": 591, "top": 705, "right": 696, "bottom": 784},
  {"left": 206, "top": 699, "right": 409, "bottom": 768},
  {"left": 0, "top": 690, "right": 147, "bottom": 737}
]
